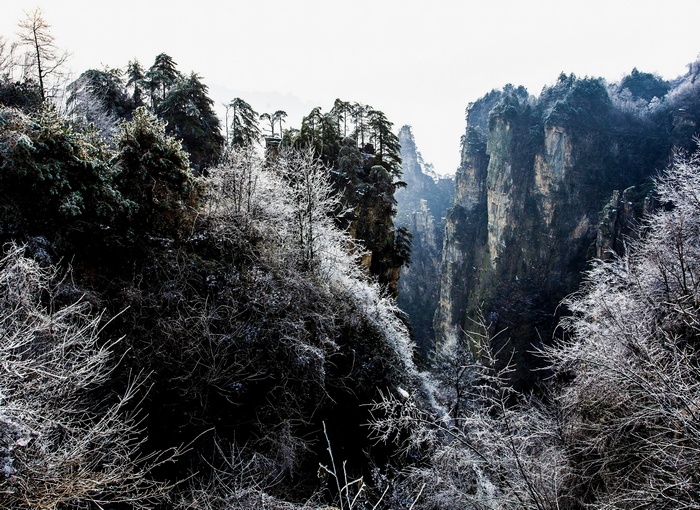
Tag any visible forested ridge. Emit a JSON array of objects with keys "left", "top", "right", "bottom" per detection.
[{"left": 1, "top": 8, "right": 700, "bottom": 509}]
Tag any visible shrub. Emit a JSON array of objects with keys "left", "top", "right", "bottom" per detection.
[{"left": 0, "top": 244, "right": 166, "bottom": 508}]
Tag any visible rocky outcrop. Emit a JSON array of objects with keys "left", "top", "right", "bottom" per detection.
[
  {"left": 395, "top": 126, "right": 454, "bottom": 356},
  {"left": 596, "top": 185, "right": 656, "bottom": 260},
  {"left": 433, "top": 71, "right": 699, "bottom": 388}
]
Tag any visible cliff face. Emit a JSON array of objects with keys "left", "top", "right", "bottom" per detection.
[
  {"left": 395, "top": 126, "right": 454, "bottom": 356},
  {"left": 435, "top": 71, "right": 700, "bottom": 387}
]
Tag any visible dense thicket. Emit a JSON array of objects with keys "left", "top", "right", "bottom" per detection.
[{"left": 0, "top": 98, "right": 417, "bottom": 506}]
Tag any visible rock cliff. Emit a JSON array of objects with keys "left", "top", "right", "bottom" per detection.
[
  {"left": 395, "top": 126, "right": 454, "bottom": 356},
  {"left": 435, "top": 68, "right": 700, "bottom": 387}
]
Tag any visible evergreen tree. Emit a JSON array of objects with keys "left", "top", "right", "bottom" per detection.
[
  {"left": 157, "top": 72, "right": 223, "bottom": 171},
  {"left": 367, "top": 108, "right": 402, "bottom": 176},
  {"left": 331, "top": 98, "right": 351, "bottom": 137},
  {"left": 126, "top": 59, "right": 147, "bottom": 107},
  {"left": 351, "top": 102, "right": 370, "bottom": 147},
  {"left": 273, "top": 110, "right": 287, "bottom": 137},
  {"left": 145, "top": 53, "right": 179, "bottom": 109},
  {"left": 113, "top": 106, "right": 195, "bottom": 235},
  {"left": 228, "top": 97, "right": 260, "bottom": 147}
]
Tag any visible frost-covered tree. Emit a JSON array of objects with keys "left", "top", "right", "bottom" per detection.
[
  {"left": 16, "top": 8, "right": 69, "bottom": 102},
  {"left": 274, "top": 148, "right": 343, "bottom": 270},
  {"left": 370, "top": 316, "right": 566, "bottom": 510},
  {"left": 544, "top": 146, "right": 700, "bottom": 508},
  {"left": 66, "top": 68, "right": 133, "bottom": 138},
  {"left": 0, "top": 104, "right": 120, "bottom": 231}
]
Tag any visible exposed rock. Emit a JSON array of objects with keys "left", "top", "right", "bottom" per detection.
[
  {"left": 433, "top": 73, "right": 695, "bottom": 388},
  {"left": 596, "top": 185, "right": 655, "bottom": 260},
  {"left": 395, "top": 126, "right": 454, "bottom": 356}
]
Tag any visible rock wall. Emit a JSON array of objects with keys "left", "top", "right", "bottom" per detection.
[
  {"left": 434, "top": 72, "right": 699, "bottom": 387},
  {"left": 395, "top": 126, "right": 454, "bottom": 356}
]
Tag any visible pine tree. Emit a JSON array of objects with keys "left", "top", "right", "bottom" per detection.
[
  {"left": 367, "top": 108, "right": 402, "bottom": 176},
  {"left": 126, "top": 59, "right": 147, "bottom": 107},
  {"left": 228, "top": 97, "right": 260, "bottom": 148},
  {"left": 157, "top": 72, "right": 223, "bottom": 171},
  {"left": 145, "top": 53, "right": 179, "bottom": 109}
]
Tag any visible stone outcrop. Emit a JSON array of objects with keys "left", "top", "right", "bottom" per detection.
[
  {"left": 596, "top": 185, "right": 656, "bottom": 260},
  {"left": 432, "top": 74, "right": 693, "bottom": 387},
  {"left": 395, "top": 126, "right": 454, "bottom": 356}
]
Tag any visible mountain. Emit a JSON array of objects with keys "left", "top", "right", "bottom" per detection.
[
  {"left": 434, "top": 64, "right": 700, "bottom": 387},
  {"left": 394, "top": 125, "right": 454, "bottom": 356}
]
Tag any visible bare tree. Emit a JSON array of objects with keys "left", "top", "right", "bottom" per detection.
[
  {"left": 0, "top": 36, "right": 19, "bottom": 81},
  {"left": 17, "top": 8, "right": 70, "bottom": 101},
  {"left": 274, "top": 148, "right": 343, "bottom": 269},
  {"left": 369, "top": 315, "right": 567, "bottom": 510}
]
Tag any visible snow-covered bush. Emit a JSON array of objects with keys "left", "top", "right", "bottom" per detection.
[
  {"left": 0, "top": 244, "right": 165, "bottom": 508},
  {"left": 545, "top": 146, "right": 700, "bottom": 507}
]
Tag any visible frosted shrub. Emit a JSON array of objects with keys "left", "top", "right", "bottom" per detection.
[
  {"left": 0, "top": 244, "right": 165, "bottom": 508},
  {"left": 369, "top": 321, "right": 567, "bottom": 510},
  {"left": 206, "top": 147, "right": 415, "bottom": 379},
  {"left": 546, "top": 146, "right": 700, "bottom": 507}
]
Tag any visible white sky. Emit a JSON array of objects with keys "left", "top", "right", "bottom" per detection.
[{"left": 2, "top": 0, "right": 699, "bottom": 175}]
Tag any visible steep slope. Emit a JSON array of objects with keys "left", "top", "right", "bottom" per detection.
[
  {"left": 0, "top": 105, "right": 417, "bottom": 506},
  {"left": 436, "top": 65, "right": 700, "bottom": 386},
  {"left": 395, "top": 125, "right": 454, "bottom": 356}
]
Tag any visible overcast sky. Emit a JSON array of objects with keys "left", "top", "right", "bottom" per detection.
[{"left": 2, "top": 1, "right": 699, "bottom": 175}]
